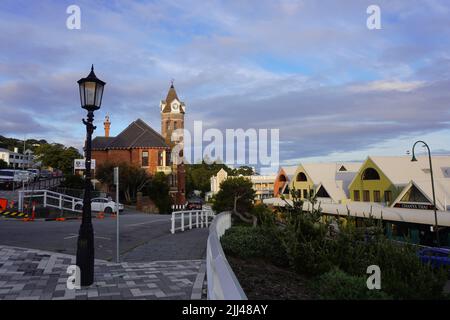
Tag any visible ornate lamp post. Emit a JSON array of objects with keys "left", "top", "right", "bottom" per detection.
[
  {"left": 76, "top": 65, "right": 106, "bottom": 286},
  {"left": 411, "top": 140, "right": 439, "bottom": 246}
]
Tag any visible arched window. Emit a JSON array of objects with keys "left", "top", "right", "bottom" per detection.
[
  {"left": 279, "top": 175, "right": 287, "bottom": 182},
  {"left": 296, "top": 172, "right": 307, "bottom": 182},
  {"left": 362, "top": 168, "right": 380, "bottom": 180}
]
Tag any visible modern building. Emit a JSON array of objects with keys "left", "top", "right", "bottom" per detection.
[
  {"left": 0, "top": 147, "right": 35, "bottom": 169},
  {"left": 91, "top": 84, "right": 186, "bottom": 204},
  {"left": 249, "top": 175, "right": 276, "bottom": 201},
  {"left": 290, "top": 162, "right": 362, "bottom": 204},
  {"left": 348, "top": 155, "right": 450, "bottom": 211},
  {"left": 207, "top": 168, "right": 275, "bottom": 201}
]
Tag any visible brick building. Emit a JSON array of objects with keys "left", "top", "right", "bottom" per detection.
[{"left": 91, "top": 84, "right": 186, "bottom": 204}]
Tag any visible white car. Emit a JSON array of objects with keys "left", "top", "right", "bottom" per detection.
[{"left": 74, "top": 197, "right": 124, "bottom": 213}]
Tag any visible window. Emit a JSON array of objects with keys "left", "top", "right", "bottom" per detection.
[
  {"left": 339, "top": 165, "right": 347, "bottom": 172},
  {"left": 363, "top": 190, "right": 370, "bottom": 202},
  {"left": 142, "top": 151, "right": 149, "bottom": 167},
  {"left": 362, "top": 168, "right": 380, "bottom": 180},
  {"left": 316, "top": 186, "right": 330, "bottom": 198},
  {"left": 384, "top": 191, "right": 392, "bottom": 203},
  {"left": 158, "top": 151, "right": 164, "bottom": 166},
  {"left": 354, "top": 190, "right": 360, "bottom": 201},
  {"left": 297, "top": 172, "right": 308, "bottom": 182},
  {"left": 303, "top": 189, "right": 308, "bottom": 198},
  {"left": 373, "top": 190, "right": 381, "bottom": 202},
  {"left": 174, "top": 121, "right": 177, "bottom": 130}
]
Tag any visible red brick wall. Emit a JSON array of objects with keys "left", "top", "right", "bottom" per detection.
[{"left": 92, "top": 148, "right": 165, "bottom": 177}]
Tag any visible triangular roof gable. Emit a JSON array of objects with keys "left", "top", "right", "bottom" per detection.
[
  {"left": 391, "top": 181, "right": 434, "bottom": 207},
  {"left": 348, "top": 156, "right": 395, "bottom": 191}
]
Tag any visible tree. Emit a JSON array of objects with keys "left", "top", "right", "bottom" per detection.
[
  {"left": 212, "top": 176, "right": 257, "bottom": 226},
  {"left": 35, "top": 143, "right": 82, "bottom": 174},
  {"left": 146, "top": 172, "right": 172, "bottom": 214},
  {"left": 96, "top": 161, "right": 151, "bottom": 204},
  {"left": 59, "top": 174, "right": 85, "bottom": 189}
]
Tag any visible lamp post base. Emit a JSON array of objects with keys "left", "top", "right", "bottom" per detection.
[{"left": 76, "top": 222, "right": 95, "bottom": 286}]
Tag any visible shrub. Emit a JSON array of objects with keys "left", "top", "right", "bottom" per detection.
[
  {"left": 59, "top": 174, "right": 85, "bottom": 189},
  {"left": 311, "top": 268, "right": 392, "bottom": 300},
  {"left": 221, "top": 226, "right": 288, "bottom": 267}
]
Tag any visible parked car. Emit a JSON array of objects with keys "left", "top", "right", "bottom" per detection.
[
  {"left": 40, "top": 170, "right": 53, "bottom": 179},
  {"left": 0, "top": 169, "right": 31, "bottom": 189},
  {"left": 418, "top": 247, "right": 450, "bottom": 269},
  {"left": 74, "top": 197, "right": 124, "bottom": 213},
  {"left": 27, "top": 169, "right": 40, "bottom": 181},
  {"left": 186, "top": 197, "right": 203, "bottom": 210}
]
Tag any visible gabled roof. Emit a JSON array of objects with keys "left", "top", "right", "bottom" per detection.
[
  {"left": 92, "top": 137, "right": 114, "bottom": 149},
  {"left": 278, "top": 166, "right": 298, "bottom": 181},
  {"left": 92, "top": 119, "right": 169, "bottom": 150},
  {"left": 299, "top": 162, "right": 362, "bottom": 202},
  {"left": 363, "top": 155, "right": 450, "bottom": 185}
]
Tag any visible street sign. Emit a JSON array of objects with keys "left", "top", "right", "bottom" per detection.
[{"left": 74, "top": 159, "right": 96, "bottom": 170}]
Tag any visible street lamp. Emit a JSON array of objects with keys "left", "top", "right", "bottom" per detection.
[
  {"left": 76, "top": 65, "right": 106, "bottom": 286},
  {"left": 411, "top": 140, "right": 439, "bottom": 246}
]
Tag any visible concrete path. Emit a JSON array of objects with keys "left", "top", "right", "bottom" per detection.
[{"left": 0, "top": 245, "right": 206, "bottom": 300}]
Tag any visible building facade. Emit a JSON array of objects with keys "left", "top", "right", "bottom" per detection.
[
  {"left": 0, "top": 148, "right": 35, "bottom": 169},
  {"left": 91, "top": 84, "right": 186, "bottom": 205}
]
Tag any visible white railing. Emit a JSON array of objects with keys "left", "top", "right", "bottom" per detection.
[
  {"left": 18, "top": 189, "right": 82, "bottom": 213},
  {"left": 207, "top": 212, "right": 247, "bottom": 300},
  {"left": 170, "top": 209, "right": 215, "bottom": 234}
]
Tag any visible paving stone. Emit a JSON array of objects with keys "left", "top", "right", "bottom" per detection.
[{"left": 0, "top": 245, "right": 204, "bottom": 300}]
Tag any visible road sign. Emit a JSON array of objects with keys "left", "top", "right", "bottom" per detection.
[{"left": 74, "top": 159, "right": 96, "bottom": 170}]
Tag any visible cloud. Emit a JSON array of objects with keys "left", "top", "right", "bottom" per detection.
[
  {"left": 0, "top": 0, "right": 449, "bottom": 164},
  {"left": 348, "top": 80, "right": 425, "bottom": 93}
]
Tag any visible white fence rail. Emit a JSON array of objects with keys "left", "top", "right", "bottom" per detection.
[
  {"left": 18, "top": 189, "right": 82, "bottom": 213},
  {"left": 207, "top": 211, "right": 247, "bottom": 300},
  {"left": 170, "top": 210, "right": 215, "bottom": 234}
]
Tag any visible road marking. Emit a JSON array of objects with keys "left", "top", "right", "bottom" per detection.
[
  {"left": 64, "top": 233, "right": 111, "bottom": 240},
  {"left": 125, "top": 219, "right": 169, "bottom": 228}
]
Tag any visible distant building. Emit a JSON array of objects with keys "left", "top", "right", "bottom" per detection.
[
  {"left": 0, "top": 147, "right": 35, "bottom": 169},
  {"left": 207, "top": 168, "right": 275, "bottom": 201},
  {"left": 290, "top": 162, "right": 362, "bottom": 204},
  {"left": 273, "top": 166, "right": 297, "bottom": 198}
]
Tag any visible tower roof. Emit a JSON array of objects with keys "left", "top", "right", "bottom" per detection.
[{"left": 161, "top": 83, "right": 185, "bottom": 113}]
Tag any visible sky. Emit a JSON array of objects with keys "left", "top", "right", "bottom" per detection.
[{"left": 0, "top": 0, "right": 449, "bottom": 172}]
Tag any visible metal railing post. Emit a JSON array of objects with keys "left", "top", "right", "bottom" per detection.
[
  {"left": 171, "top": 212, "right": 175, "bottom": 234},
  {"left": 43, "top": 190, "right": 47, "bottom": 207},
  {"left": 181, "top": 212, "right": 185, "bottom": 231},
  {"left": 196, "top": 211, "right": 199, "bottom": 228},
  {"left": 189, "top": 211, "right": 192, "bottom": 229}
]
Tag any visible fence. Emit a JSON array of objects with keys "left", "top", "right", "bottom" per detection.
[
  {"left": 170, "top": 209, "right": 215, "bottom": 234},
  {"left": 18, "top": 189, "right": 82, "bottom": 213},
  {"left": 206, "top": 211, "right": 247, "bottom": 300}
]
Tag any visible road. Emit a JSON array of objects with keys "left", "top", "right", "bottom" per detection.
[{"left": 0, "top": 209, "right": 209, "bottom": 262}]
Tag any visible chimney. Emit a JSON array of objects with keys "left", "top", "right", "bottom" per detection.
[
  {"left": 14, "top": 147, "right": 19, "bottom": 153},
  {"left": 104, "top": 115, "right": 111, "bottom": 137}
]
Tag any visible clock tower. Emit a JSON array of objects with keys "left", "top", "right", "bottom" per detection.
[
  {"left": 160, "top": 82, "right": 186, "bottom": 205},
  {"left": 160, "top": 82, "right": 185, "bottom": 147}
]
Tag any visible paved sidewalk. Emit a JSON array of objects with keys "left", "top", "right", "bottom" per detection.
[{"left": 0, "top": 245, "right": 205, "bottom": 300}]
